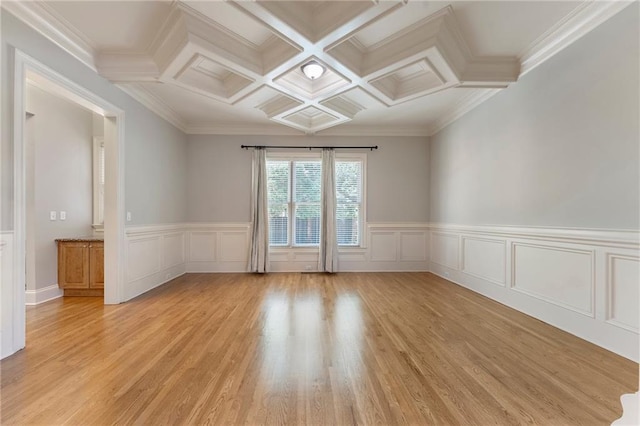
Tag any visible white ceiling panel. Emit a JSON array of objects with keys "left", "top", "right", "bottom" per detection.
[
  {"left": 183, "top": 1, "right": 275, "bottom": 47},
  {"left": 453, "top": 1, "right": 584, "bottom": 56},
  {"left": 132, "top": 82, "right": 275, "bottom": 124},
  {"left": 46, "top": 1, "right": 173, "bottom": 52}
]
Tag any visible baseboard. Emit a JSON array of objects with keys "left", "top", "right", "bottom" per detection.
[
  {"left": 25, "top": 284, "right": 63, "bottom": 305},
  {"left": 125, "top": 264, "right": 186, "bottom": 301}
]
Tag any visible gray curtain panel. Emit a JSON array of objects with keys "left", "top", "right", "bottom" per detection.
[
  {"left": 319, "top": 148, "right": 338, "bottom": 272},
  {"left": 248, "top": 148, "right": 269, "bottom": 273}
]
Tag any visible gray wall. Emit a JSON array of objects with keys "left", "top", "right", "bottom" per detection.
[
  {"left": 187, "top": 135, "right": 430, "bottom": 223},
  {"left": 1, "top": 11, "right": 188, "bottom": 230},
  {"left": 27, "top": 85, "right": 94, "bottom": 290},
  {"left": 429, "top": 5, "right": 639, "bottom": 230}
]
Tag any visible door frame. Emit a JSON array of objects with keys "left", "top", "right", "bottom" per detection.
[{"left": 4, "top": 47, "right": 126, "bottom": 358}]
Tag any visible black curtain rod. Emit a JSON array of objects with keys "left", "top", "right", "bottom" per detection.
[{"left": 241, "top": 145, "right": 378, "bottom": 151}]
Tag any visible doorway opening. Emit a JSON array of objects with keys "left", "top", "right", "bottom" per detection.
[{"left": 3, "top": 48, "right": 126, "bottom": 359}]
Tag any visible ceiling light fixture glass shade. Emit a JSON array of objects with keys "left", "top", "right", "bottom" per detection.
[{"left": 301, "top": 61, "right": 325, "bottom": 80}]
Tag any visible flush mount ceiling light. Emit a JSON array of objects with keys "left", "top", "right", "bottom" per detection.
[{"left": 301, "top": 60, "right": 325, "bottom": 80}]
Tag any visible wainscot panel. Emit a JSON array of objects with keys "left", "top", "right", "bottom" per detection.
[
  {"left": 125, "top": 224, "right": 187, "bottom": 301},
  {"left": 462, "top": 236, "right": 506, "bottom": 286},
  {"left": 606, "top": 253, "right": 640, "bottom": 332},
  {"left": 185, "top": 224, "right": 250, "bottom": 272}
]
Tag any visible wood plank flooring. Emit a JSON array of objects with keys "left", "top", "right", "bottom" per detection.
[{"left": 1, "top": 272, "right": 637, "bottom": 425}]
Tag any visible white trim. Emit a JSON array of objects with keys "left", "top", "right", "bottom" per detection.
[
  {"left": 187, "top": 123, "right": 432, "bottom": 137},
  {"left": 187, "top": 123, "right": 305, "bottom": 136},
  {"left": 605, "top": 252, "right": 640, "bottom": 333},
  {"left": 1, "top": 232, "right": 15, "bottom": 358},
  {"left": 510, "top": 241, "right": 596, "bottom": 318},
  {"left": 316, "top": 125, "right": 431, "bottom": 137},
  {"left": 92, "top": 137, "right": 105, "bottom": 226},
  {"left": 25, "top": 285, "right": 63, "bottom": 306},
  {"left": 518, "top": 1, "right": 635, "bottom": 77},
  {"left": 124, "top": 224, "right": 188, "bottom": 300},
  {"left": 1, "top": 1, "right": 97, "bottom": 71},
  {"left": 6, "top": 48, "right": 126, "bottom": 360},
  {"left": 427, "top": 223, "right": 639, "bottom": 249}
]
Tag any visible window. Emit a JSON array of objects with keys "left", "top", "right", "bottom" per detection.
[
  {"left": 93, "top": 137, "right": 105, "bottom": 226},
  {"left": 335, "top": 160, "right": 362, "bottom": 246},
  {"left": 266, "top": 155, "right": 364, "bottom": 247}
]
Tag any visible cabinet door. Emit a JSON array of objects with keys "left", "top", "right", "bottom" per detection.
[
  {"left": 58, "top": 242, "right": 90, "bottom": 289},
  {"left": 89, "top": 242, "right": 104, "bottom": 289}
]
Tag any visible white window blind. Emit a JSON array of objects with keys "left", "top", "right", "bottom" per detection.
[
  {"left": 267, "top": 161, "right": 290, "bottom": 246},
  {"left": 336, "top": 160, "right": 362, "bottom": 246},
  {"left": 293, "top": 161, "right": 321, "bottom": 246}
]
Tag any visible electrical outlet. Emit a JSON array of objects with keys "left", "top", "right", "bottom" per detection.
[
  {"left": 305, "top": 265, "right": 312, "bottom": 271},
  {"left": 126, "top": 211, "right": 132, "bottom": 221},
  {"left": 49, "top": 211, "right": 57, "bottom": 221},
  {"left": 59, "top": 211, "right": 66, "bottom": 220},
  {"left": 444, "top": 271, "right": 450, "bottom": 277}
]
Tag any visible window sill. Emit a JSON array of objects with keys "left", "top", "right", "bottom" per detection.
[{"left": 269, "top": 246, "right": 366, "bottom": 252}]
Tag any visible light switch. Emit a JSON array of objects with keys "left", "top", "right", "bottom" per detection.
[
  {"left": 50, "top": 211, "right": 57, "bottom": 221},
  {"left": 126, "top": 211, "right": 132, "bottom": 222},
  {"left": 60, "top": 211, "right": 66, "bottom": 220}
]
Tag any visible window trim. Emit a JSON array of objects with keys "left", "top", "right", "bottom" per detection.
[
  {"left": 265, "top": 151, "right": 367, "bottom": 249},
  {"left": 92, "top": 136, "right": 104, "bottom": 229}
]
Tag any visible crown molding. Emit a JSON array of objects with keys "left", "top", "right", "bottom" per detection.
[
  {"left": 116, "top": 83, "right": 188, "bottom": 132},
  {"left": 429, "top": 88, "right": 501, "bottom": 136},
  {"left": 317, "top": 124, "right": 431, "bottom": 137},
  {"left": 1, "top": 1, "right": 97, "bottom": 71},
  {"left": 186, "top": 123, "right": 431, "bottom": 137},
  {"left": 518, "top": 0, "right": 634, "bottom": 76},
  {"left": 187, "top": 123, "right": 305, "bottom": 136}
]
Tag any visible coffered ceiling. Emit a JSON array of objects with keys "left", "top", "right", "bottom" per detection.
[{"left": 3, "top": 1, "right": 631, "bottom": 135}]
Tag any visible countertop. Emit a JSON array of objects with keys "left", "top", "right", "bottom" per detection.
[{"left": 55, "top": 237, "right": 104, "bottom": 243}]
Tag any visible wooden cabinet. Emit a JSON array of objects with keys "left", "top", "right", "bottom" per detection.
[{"left": 57, "top": 239, "right": 104, "bottom": 296}]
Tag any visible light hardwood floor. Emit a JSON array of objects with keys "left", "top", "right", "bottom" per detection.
[{"left": 1, "top": 272, "right": 637, "bottom": 425}]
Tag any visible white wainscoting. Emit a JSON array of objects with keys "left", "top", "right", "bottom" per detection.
[
  {"left": 125, "top": 224, "right": 187, "bottom": 301},
  {"left": 186, "top": 223, "right": 250, "bottom": 272},
  {"left": 1, "top": 231, "right": 15, "bottom": 358},
  {"left": 428, "top": 223, "right": 639, "bottom": 362},
  {"left": 123, "top": 221, "right": 638, "bottom": 361},
  {"left": 270, "top": 223, "right": 430, "bottom": 272},
  {"left": 124, "top": 221, "right": 429, "bottom": 293}
]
